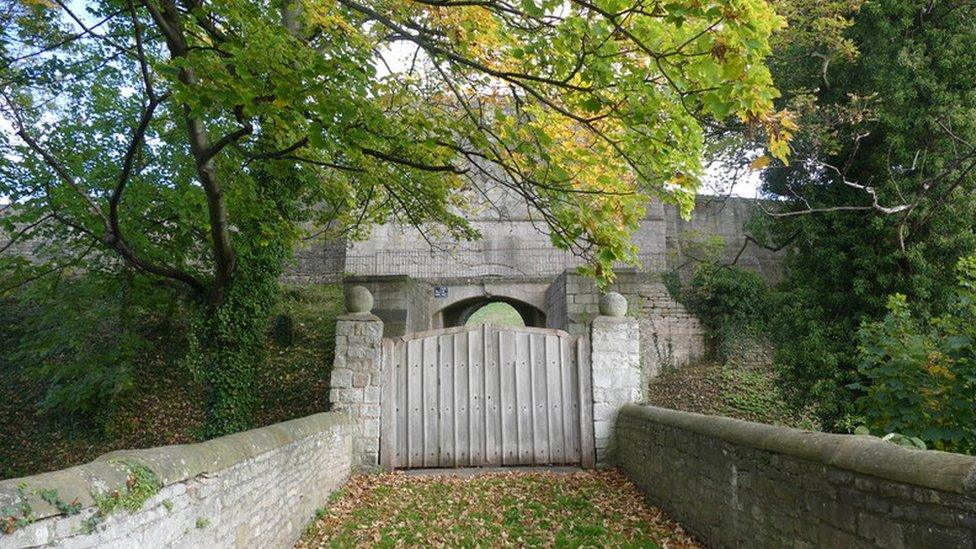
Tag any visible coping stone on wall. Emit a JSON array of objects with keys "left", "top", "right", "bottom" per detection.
[
  {"left": 620, "top": 404, "right": 976, "bottom": 495},
  {"left": 0, "top": 412, "right": 352, "bottom": 521}
]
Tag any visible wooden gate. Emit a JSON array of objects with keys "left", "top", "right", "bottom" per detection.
[{"left": 379, "top": 324, "right": 594, "bottom": 469}]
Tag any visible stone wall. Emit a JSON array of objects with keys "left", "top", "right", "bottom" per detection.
[
  {"left": 590, "top": 316, "right": 642, "bottom": 465},
  {"left": 275, "top": 195, "right": 785, "bottom": 285},
  {"left": 616, "top": 405, "right": 976, "bottom": 548},
  {"left": 283, "top": 238, "right": 347, "bottom": 284},
  {"left": 331, "top": 187, "right": 668, "bottom": 280},
  {"left": 636, "top": 284, "right": 706, "bottom": 377},
  {"left": 0, "top": 413, "right": 353, "bottom": 549},
  {"left": 550, "top": 270, "right": 705, "bottom": 376}
]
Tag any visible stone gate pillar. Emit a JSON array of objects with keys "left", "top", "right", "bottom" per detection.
[
  {"left": 590, "top": 292, "right": 642, "bottom": 465},
  {"left": 329, "top": 286, "right": 383, "bottom": 469}
]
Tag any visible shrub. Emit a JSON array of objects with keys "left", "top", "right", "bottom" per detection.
[
  {"left": 854, "top": 257, "right": 976, "bottom": 454},
  {"left": 768, "top": 285, "right": 859, "bottom": 430},
  {"left": 679, "top": 264, "right": 770, "bottom": 361},
  {"left": 7, "top": 272, "right": 179, "bottom": 425}
]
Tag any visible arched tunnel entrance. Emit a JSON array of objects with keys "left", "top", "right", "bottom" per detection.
[{"left": 438, "top": 296, "right": 546, "bottom": 328}]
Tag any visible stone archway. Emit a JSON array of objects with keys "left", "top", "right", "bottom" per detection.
[{"left": 437, "top": 296, "right": 546, "bottom": 328}]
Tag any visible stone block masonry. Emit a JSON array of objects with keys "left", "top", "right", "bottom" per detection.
[
  {"left": 550, "top": 270, "right": 706, "bottom": 379},
  {"left": 329, "top": 312, "right": 384, "bottom": 468},
  {"left": 616, "top": 405, "right": 976, "bottom": 548},
  {"left": 590, "top": 316, "right": 642, "bottom": 465},
  {"left": 0, "top": 413, "right": 354, "bottom": 548}
]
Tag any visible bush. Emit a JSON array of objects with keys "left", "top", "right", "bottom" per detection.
[
  {"left": 678, "top": 264, "right": 770, "bottom": 361},
  {"left": 768, "top": 285, "right": 859, "bottom": 430},
  {"left": 854, "top": 257, "right": 976, "bottom": 454},
  {"left": 7, "top": 271, "right": 180, "bottom": 425}
]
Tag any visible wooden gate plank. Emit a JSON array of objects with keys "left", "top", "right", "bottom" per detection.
[
  {"left": 422, "top": 336, "right": 439, "bottom": 467},
  {"left": 380, "top": 339, "right": 396, "bottom": 469},
  {"left": 468, "top": 327, "right": 486, "bottom": 466},
  {"left": 453, "top": 331, "right": 470, "bottom": 467},
  {"left": 406, "top": 338, "right": 423, "bottom": 468},
  {"left": 577, "top": 335, "right": 596, "bottom": 468},
  {"left": 515, "top": 331, "right": 533, "bottom": 464},
  {"left": 561, "top": 335, "right": 580, "bottom": 463},
  {"left": 484, "top": 324, "right": 501, "bottom": 465},
  {"left": 545, "top": 334, "right": 565, "bottom": 465},
  {"left": 395, "top": 339, "right": 408, "bottom": 468},
  {"left": 499, "top": 329, "right": 518, "bottom": 465},
  {"left": 438, "top": 333, "right": 455, "bottom": 467},
  {"left": 530, "top": 333, "right": 550, "bottom": 464}
]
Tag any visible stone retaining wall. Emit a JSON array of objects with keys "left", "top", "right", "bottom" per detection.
[
  {"left": 548, "top": 270, "right": 705, "bottom": 376},
  {"left": 616, "top": 405, "right": 976, "bottom": 548},
  {"left": 0, "top": 413, "right": 354, "bottom": 548}
]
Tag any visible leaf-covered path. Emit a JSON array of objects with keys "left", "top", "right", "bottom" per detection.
[{"left": 297, "top": 469, "right": 700, "bottom": 548}]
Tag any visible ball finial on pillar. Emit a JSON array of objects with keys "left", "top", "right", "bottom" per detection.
[
  {"left": 599, "top": 291, "right": 627, "bottom": 317},
  {"left": 345, "top": 285, "right": 374, "bottom": 314}
]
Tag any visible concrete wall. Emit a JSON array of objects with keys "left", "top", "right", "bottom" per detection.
[
  {"left": 0, "top": 413, "right": 353, "bottom": 549},
  {"left": 343, "top": 276, "right": 431, "bottom": 337},
  {"left": 427, "top": 278, "right": 550, "bottom": 329},
  {"left": 278, "top": 195, "right": 785, "bottom": 285},
  {"left": 328, "top": 189, "right": 669, "bottom": 280},
  {"left": 616, "top": 405, "right": 976, "bottom": 548},
  {"left": 664, "top": 196, "right": 786, "bottom": 282},
  {"left": 284, "top": 238, "right": 346, "bottom": 284}
]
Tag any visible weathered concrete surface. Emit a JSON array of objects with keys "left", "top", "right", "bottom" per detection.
[
  {"left": 617, "top": 405, "right": 976, "bottom": 548},
  {"left": 342, "top": 275, "right": 432, "bottom": 337},
  {"left": 281, "top": 195, "right": 785, "bottom": 284},
  {"left": 0, "top": 413, "right": 354, "bottom": 548},
  {"left": 329, "top": 313, "right": 384, "bottom": 469},
  {"left": 318, "top": 189, "right": 669, "bottom": 281},
  {"left": 590, "top": 316, "right": 642, "bottom": 465},
  {"left": 664, "top": 196, "right": 786, "bottom": 282},
  {"left": 429, "top": 278, "right": 550, "bottom": 328}
]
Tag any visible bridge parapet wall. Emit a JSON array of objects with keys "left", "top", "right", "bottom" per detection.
[
  {"left": 616, "top": 405, "right": 976, "bottom": 548},
  {"left": 0, "top": 413, "right": 353, "bottom": 549}
]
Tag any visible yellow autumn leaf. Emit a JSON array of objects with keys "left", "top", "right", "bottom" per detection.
[{"left": 749, "top": 156, "right": 771, "bottom": 170}]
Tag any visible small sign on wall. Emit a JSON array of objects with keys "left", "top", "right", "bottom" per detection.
[{"left": 433, "top": 286, "right": 448, "bottom": 298}]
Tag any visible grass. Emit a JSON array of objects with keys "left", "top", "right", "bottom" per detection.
[
  {"left": 712, "top": 367, "right": 819, "bottom": 429},
  {"left": 646, "top": 361, "right": 820, "bottom": 431},
  {"left": 296, "top": 470, "right": 699, "bottom": 548},
  {"left": 465, "top": 302, "right": 525, "bottom": 327}
]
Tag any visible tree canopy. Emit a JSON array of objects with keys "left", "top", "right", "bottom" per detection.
[
  {"left": 1, "top": 0, "right": 790, "bottom": 433},
  {"left": 2, "top": 0, "right": 791, "bottom": 296},
  {"left": 755, "top": 0, "right": 976, "bottom": 429}
]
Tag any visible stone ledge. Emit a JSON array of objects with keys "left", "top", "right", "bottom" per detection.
[
  {"left": 0, "top": 412, "right": 353, "bottom": 521},
  {"left": 337, "top": 312, "right": 382, "bottom": 322},
  {"left": 620, "top": 404, "right": 976, "bottom": 495}
]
